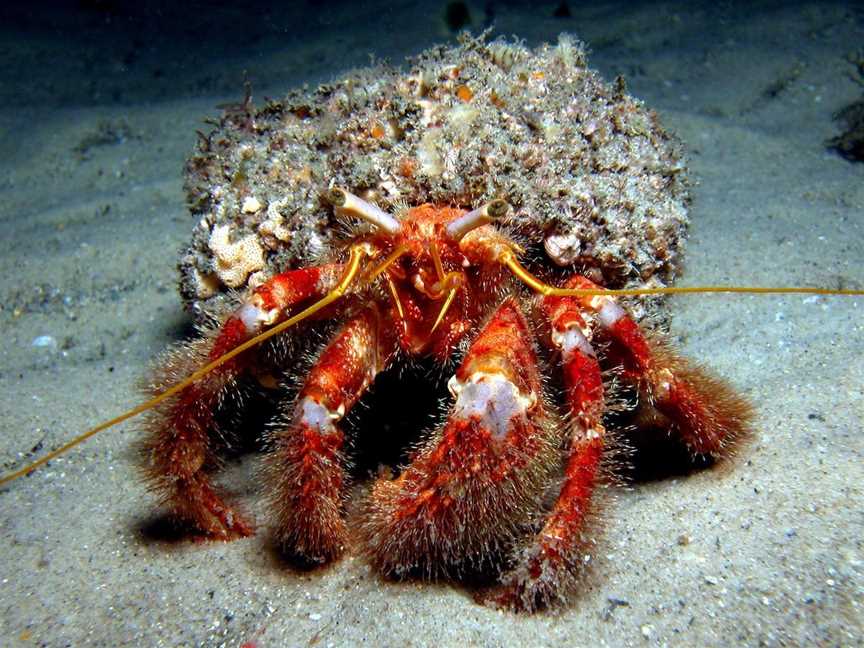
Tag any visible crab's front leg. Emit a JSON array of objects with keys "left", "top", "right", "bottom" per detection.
[
  {"left": 362, "top": 298, "right": 556, "bottom": 575},
  {"left": 570, "top": 276, "right": 754, "bottom": 456},
  {"left": 266, "top": 306, "right": 396, "bottom": 563},
  {"left": 490, "top": 273, "right": 754, "bottom": 610},
  {"left": 488, "top": 281, "right": 607, "bottom": 611},
  {"left": 141, "top": 264, "right": 344, "bottom": 540}
]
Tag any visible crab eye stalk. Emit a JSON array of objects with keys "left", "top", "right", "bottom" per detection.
[
  {"left": 446, "top": 198, "right": 510, "bottom": 241},
  {"left": 327, "top": 187, "right": 401, "bottom": 235}
]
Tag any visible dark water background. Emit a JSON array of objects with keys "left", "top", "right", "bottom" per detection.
[{"left": 0, "top": 2, "right": 861, "bottom": 646}]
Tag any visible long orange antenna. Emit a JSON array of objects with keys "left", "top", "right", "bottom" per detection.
[
  {"left": 499, "top": 250, "right": 864, "bottom": 298},
  {"left": 0, "top": 245, "right": 367, "bottom": 487}
]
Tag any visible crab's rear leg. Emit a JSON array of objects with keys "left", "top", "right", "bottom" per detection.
[
  {"left": 266, "top": 306, "right": 396, "bottom": 563},
  {"left": 570, "top": 277, "right": 753, "bottom": 456},
  {"left": 363, "top": 298, "right": 556, "bottom": 576},
  {"left": 141, "top": 264, "right": 342, "bottom": 539},
  {"left": 489, "top": 282, "right": 608, "bottom": 611}
]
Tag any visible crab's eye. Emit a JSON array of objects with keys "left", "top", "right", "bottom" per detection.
[
  {"left": 446, "top": 199, "right": 510, "bottom": 241},
  {"left": 327, "top": 187, "right": 401, "bottom": 235}
]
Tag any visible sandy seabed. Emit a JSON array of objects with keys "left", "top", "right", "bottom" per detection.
[{"left": 0, "top": 2, "right": 861, "bottom": 646}]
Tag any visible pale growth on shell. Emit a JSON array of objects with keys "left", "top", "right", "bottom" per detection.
[
  {"left": 208, "top": 223, "right": 266, "bottom": 288},
  {"left": 258, "top": 199, "right": 294, "bottom": 245},
  {"left": 241, "top": 196, "right": 263, "bottom": 214}
]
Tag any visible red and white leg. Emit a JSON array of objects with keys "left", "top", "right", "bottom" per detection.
[
  {"left": 490, "top": 282, "right": 607, "bottom": 610},
  {"left": 568, "top": 276, "right": 753, "bottom": 456},
  {"left": 363, "top": 299, "right": 555, "bottom": 575},
  {"left": 267, "top": 307, "right": 396, "bottom": 563},
  {"left": 141, "top": 264, "right": 345, "bottom": 539}
]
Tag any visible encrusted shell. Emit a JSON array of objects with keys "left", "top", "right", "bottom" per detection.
[{"left": 181, "top": 33, "right": 689, "bottom": 319}]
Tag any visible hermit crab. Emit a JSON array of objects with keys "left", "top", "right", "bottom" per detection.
[
  {"left": 2, "top": 34, "right": 859, "bottom": 613},
  {"left": 144, "top": 185, "right": 757, "bottom": 612}
]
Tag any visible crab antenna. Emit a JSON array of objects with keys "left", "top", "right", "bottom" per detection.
[
  {"left": 446, "top": 199, "right": 510, "bottom": 241},
  {"left": 327, "top": 187, "right": 401, "bottom": 235},
  {"left": 499, "top": 249, "right": 864, "bottom": 298},
  {"left": 0, "top": 245, "right": 368, "bottom": 488}
]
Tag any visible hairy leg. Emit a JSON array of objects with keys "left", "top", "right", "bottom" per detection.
[
  {"left": 490, "top": 282, "right": 607, "bottom": 610},
  {"left": 568, "top": 276, "right": 753, "bottom": 456},
  {"left": 267, "top": 307, "right": 396, "bottom": 562},
  {"left": 140, "top": 264, "right": 343, "bottom": 539}
]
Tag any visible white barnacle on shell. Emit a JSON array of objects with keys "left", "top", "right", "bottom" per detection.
[{"left": 544, "top": 231, "right": 583, "bottom": 266}]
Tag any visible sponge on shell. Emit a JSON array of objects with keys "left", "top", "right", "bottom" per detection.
[{"left": 208, "top": 224, "right": 265, "bottom": 288}]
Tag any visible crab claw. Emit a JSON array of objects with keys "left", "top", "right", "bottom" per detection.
[{"left": 361, "top": 299, "right": 556, "bottom": 577}]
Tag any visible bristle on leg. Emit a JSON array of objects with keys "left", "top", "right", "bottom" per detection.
[
  {"left": 635, "top": 338, "right": 754, "bottom": 456},
  {"left": 568, "top": 276, "right": 753, "bottom": 457},
  {"left": 140, "top": 321, "right": 255, "bottom": 539},
  {"left": 140, "top": 261, "right": 352, "bottom": 539}
]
